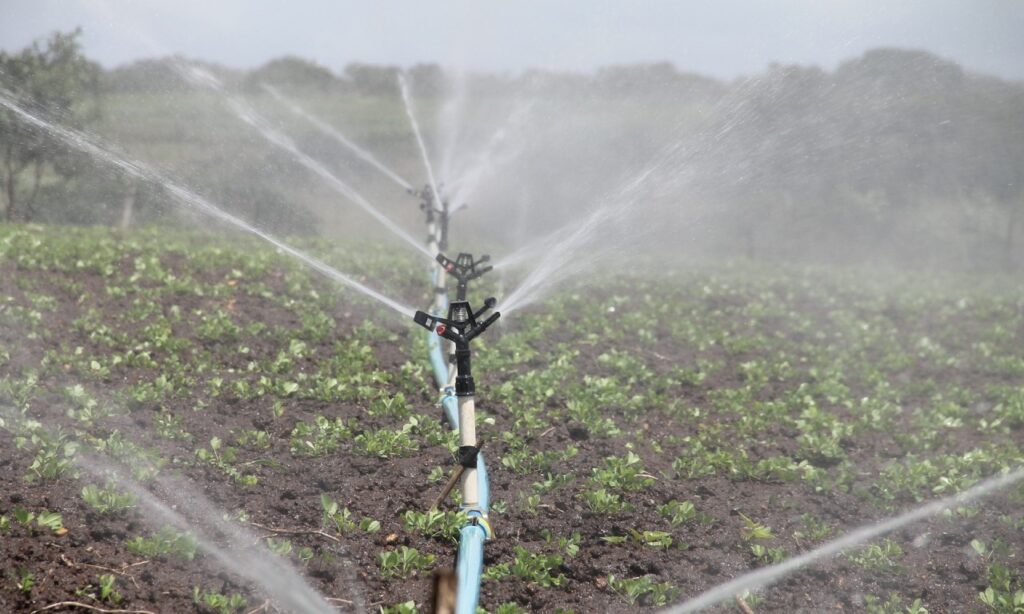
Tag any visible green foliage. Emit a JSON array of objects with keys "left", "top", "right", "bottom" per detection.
[
  {"left": 125, "top": 526, "right": 198, "bottom": 561},
  {"left": 864, "top": 593, "right": 929, "bottom": 614},
  {"left": 0, "top": 29, "right": 101, "bottom": 222},
  {"left": 290, "top": 416, "right": 354, "bottom": 456},
  {"left": 485, "top": 546, "right": 565, "bottom": 587},
  {"left": 193, "top": 586, "right": 248, "bottom": 614},
  {"left": 589, "top": 451, "right": 654, "bottom": 491},
  {"left": 848, "top": 539, "right": 904, "bottom": 573},
  {"left": 582, "top": 488, "right": 632, "bottom": 514},
  {"left": 380, "top": 601, "right": 419, "bottom": 614},
  {"left": 607, "top": 575, "right": 679, "bottom": 606},
  {"left": 739, "top": 513, "right": 775, "bottom": 542},
  {"left": 355, "top": 425, "right": 418, "bottom": 458},
  {"left": 402, "top": 509, "right": 468, "bottom": 541},
  {"left": 81, "top": 482, "right": 137, "bottom": 514},
  {"left": 979, "top": 562, "right": 1024, "bottom": 612},
  {"left": 377, "top": 546, "right": 435, "bottom": 579},
  {"left": 14, "top": 567, "right": 34, "bottom": 594},
  {"left": 658, "top": 499, "right": 696, "bottom": 526}
]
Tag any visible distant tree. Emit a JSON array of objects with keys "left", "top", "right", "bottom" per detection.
[
  {"left": 407, "top": 63, "right": 443, "bottom": 97},
  {"left": 104, "top": 57, "right": 242, "bottom": 93},
  {"left": 0, "top": 29, "right": 100, "bottom": 221},
  {"left": 342, "top": 63, "right": 400, "bottom": 96},
  {"left": 244, "top": 56, "right": 342, "bottom": 92}
]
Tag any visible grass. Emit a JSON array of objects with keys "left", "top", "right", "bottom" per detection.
[{"left": 0, "top": 223, "right": 1022, "bottom": 611}]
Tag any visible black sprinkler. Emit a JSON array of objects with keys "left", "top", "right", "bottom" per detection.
[
  {"left": 436, "top": 252, "right": 493, "bottom": 301},
  {"left": 413, "top": 298, "right": 500, "bottom": 397},
  {"left": 411, "top": 183, "right": 450, "bottom": 252}
]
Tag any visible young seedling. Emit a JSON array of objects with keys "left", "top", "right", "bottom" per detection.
[
  {"left": 192, "top": 586, "right": 247, "bottom": 614},
  {"left": 125, "top": 526, "right": 198, "bottom": 561},
  {"left": 606, "top": 575, "right": 679, "bottom": 607},
  {"left": 81, "top": 482, "right": 138, "bottom": 514},
  {"left": 378, "top": 546, "right": 436, "bottom": 579},
  {"left": 15, "top": 568, "right": 35, "bottom": 594}
]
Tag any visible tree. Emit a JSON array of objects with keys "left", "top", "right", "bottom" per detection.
[
  {"left": 342, "top": 63, "right": 400, "bottom": 96},
  {"left": 244, "top": 56, "right": 342, "bottom": 93},
  {"left": 0, "top": 29, "right": 100, "bottom": 221}
]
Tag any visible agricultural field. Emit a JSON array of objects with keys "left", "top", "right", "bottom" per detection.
[{"left": 1, "top": 223, "right": 1023, "bottom": 613}]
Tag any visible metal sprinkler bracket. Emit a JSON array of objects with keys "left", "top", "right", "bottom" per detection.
[
  {"left": 413, "top": 298, "right": 499, "bottom": 512},
  {"left": 435, "top": 252, "right": 493, "bottom": 301}
]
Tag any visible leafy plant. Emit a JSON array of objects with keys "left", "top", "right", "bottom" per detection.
[
  {"left": 607, "top": 574, "right": 679, "bottom": 606},
  {"left": 193, "top": 586, "right": 247, "bottom": 614},
  {"left": 848, "top": 538, "right": 904, "bottom": 573},
  {"left": 378, "top": 546, "right": 435, "bottom": 579},
  {"left": 739, "top": 513, "right": 775, "bottom": 542},
  {"left": 582, "top": 488, "right": 632, "bottom": 514},
  {"left": 125, "top": 526, "right": 199, "bottom": 561},
  {"left": 81, "top": 482, "right": 138, "bottom": 514},
  {"left": 402, "top": 509, "right": 467, "bottom": 541},
  {"left": 658, "top": 499, "right": 696, "bottom": 526},
  {"left": 484, "top": 546, "right": 565, "bottom": 587}
]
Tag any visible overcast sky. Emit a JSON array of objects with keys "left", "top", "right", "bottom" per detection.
[{"left": 2, "top": 0, "right": 1023, "bottom": 80}]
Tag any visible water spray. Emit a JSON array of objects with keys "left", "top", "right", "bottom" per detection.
[
  {"left": 0, "top": 90, "right": 416, "bottom": 319},
  {"left": 262, "top": 83, "right": 414, "bottom": 191},
  {"left": 663, "top": 466, "right": 1024, "bottom": 613}
]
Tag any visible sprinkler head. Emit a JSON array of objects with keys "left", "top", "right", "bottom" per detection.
[{"left": 435, "top": 252, "right": 493, "bottom": 301}]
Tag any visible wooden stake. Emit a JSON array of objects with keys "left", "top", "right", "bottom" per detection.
[{"left": 431, "top": 440, "right": 484, "bottom": 510}]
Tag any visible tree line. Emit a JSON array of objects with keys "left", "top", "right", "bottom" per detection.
[{"left": 0, "top": 30, "right": 1021, "bottom": 270}]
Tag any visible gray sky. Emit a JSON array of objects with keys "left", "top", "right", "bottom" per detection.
[{"left": 2, "top": 0, "right": 1023, "bottom": 80}]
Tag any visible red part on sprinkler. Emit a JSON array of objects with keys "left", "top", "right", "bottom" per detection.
[{"left": 436, "top": 324, "right": 446, "bottom": 336}]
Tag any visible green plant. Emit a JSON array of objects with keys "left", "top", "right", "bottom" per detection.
[
  {"left": 541, "top": 529, "right": 582, "bottom": 557},
  {"left": 81, "top": 482, "right": 138, "bottom": 514},
  {"left": 484, "top": 546, "right": 565, "bottom": 588},
  {"left": 380, "top": 601, "right": 419, "bottom": 614},
  {"left": 266, "top": 537, "right": 293, "bottom": 556},
  {"left": 793, "top": 513, "right": 832, "bottom": 543},
  {"left": 125, "top": 526, "right": 198, "bottom": 561},
  {"left": 195, "top": 437, "right": 259, "bottom": 486},
  {"left": 848, "top": 538, "right": 904, "bottom": 573},
  {"left": 355, "top": 426, "right": 418, "bottom": 458},
  {"left": 583, "top": 488, "right": 632, "bottom": 514},
  {"left": 607, "top": 574, "right": 679, "bottom": 606},
  {"left": 97, "top": 574, "right": 122, "bottom": 604},
  {"left": 864, "top": 593, "right": 929, "bottom": 614},
  {"left": 378, "top": 546, "right": 435, "bottom": 579},
  {"left": 979, "top": 562, "right": 1024, "bottom": 612},
  {"left": 290, "top": 416, "right": 353, "bottom": 456},
  {"left": 750, "top": 543, "right": 786, "bottom": 565},
  {"left": 403, "top": 509, "right": 467, "bottom": 541},
  {"left": 739, "top": 513, "right": 775, "bottom": 542},
  {"left": 193, "top": 586, "right": 247, "bottom": 614},
  {"left": 658, "top": 499, "right": 696, "bottom": 526},
  {"left": 15, "top": 568, "right": 34, "bottom": 594}
]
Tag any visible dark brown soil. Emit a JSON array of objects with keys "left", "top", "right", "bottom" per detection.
[{"left": 1, "top": 230, "right": 1022, "bottom": 613}]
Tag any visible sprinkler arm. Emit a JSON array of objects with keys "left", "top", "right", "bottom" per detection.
[
  {"left": 436, "top": 252, "right": 493, "bottom": 301},
  {"left": 412, "top": 297, "right": 498, "bottom": 343},
  {"left": 412, "top": 298, "right": 500, "bottom": 397}
]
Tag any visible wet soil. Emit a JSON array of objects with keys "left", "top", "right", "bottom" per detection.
[{"left": 1, "top": 239, "right": 1022, "bottom": 613}]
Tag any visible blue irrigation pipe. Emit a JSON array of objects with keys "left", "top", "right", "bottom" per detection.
[{"left": 426, "top": 267, "right": 490, "bottom": 614}]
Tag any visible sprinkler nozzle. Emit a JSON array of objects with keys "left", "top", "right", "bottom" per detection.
[
  {"left": 436, "top": 323, "right": 447, "bottom": 336},
  {"left": 413, "top": 310, "right": 438, "bottom": 331},
  {"left": 436, "top": 252, "right": 494, "bottom": 301}
]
